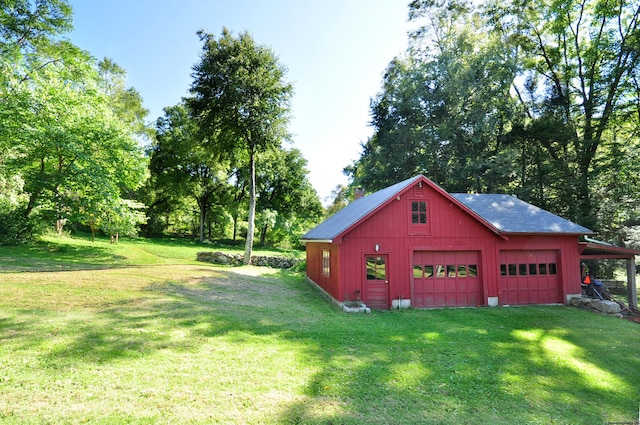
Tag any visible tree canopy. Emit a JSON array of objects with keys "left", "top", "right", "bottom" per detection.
[
  {"left": 0, "top": 0, "right": 148, "bottom": 243},
  {"left": 189, "top": 28, "right": 294, "bottom": 262},
  {"left": 346, "top": 0, "right": 640, "bottom": 247},
  {"left": 0, "top": 3, "right": 333, "bottom": 249}
]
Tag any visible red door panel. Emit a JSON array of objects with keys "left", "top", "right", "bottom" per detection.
[
  {"left": 412, "top": 251, "right": 482, "bottom": 307},
  {"left": 365, "top": 255, "right": 389, "bottom": 310},
  {"left": 499, "top": 250, "right": 561, "bottom": 305}
]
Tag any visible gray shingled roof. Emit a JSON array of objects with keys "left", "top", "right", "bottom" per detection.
[
  {"left": 301, "top": 175, "right": 422, "bottom": 241},
  {"left": 301, "top": 176, "right": 593, "bottom": 241},
  {"left": 451, "top": 194, "right": 593, "bottom": 234}
]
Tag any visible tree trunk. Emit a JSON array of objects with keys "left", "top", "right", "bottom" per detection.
[
  {"left": 243, "top": 151, "right": 256, "bottom": 265},
  {"left": 576, "top": 161, "right": 595, "bottom": 230},
  {"left": 232, "top": 209, "right": 238, "bottom": 241},
  {"left": 232, "top": 182, "right": 246, "bottom": 241},
  {"left": 259, "top": 223, "right": 268, "bottom": 246},
  {"left": 198, "top": 197, "right": 206, "bottom": 243},
  {"left": 55, "top": 218, "right": 67, "bottom": 236}
]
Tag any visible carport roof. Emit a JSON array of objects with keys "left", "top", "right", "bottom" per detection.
[{"left": 579, "top": 239, "right": 640, "bottom": 259}]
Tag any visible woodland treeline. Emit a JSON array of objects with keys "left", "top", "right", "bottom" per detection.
[
  {"left": 344, "top": 0, "right": 640, "bottom": 247},
  {"left": 2, "top": 0, "right": 639, "bottom": 253},
  {"left": 0, "top": 1, "right": 322, "bottom": 256}
]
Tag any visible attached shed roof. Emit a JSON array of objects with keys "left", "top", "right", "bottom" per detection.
[
  {"left": 579, "top": 238, "right": 640, "bottom": 259},
  {"left": 301, "top": 175, "right": 594, "bottom": 242}
]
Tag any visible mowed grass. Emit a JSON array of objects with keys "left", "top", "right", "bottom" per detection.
[{"left": 0, "top": 236, "right": 639, "bottom": 424}]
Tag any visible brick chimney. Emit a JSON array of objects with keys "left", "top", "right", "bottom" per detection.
[{"left": 354, "top": 187, "right": 365, "bottom": 199}]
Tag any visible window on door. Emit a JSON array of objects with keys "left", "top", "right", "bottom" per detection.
[
  {"left": 366, "top": 256, "right": 386, "bottom": 280},
  {"left": 500, "top": 262, "right": 557, "bottom": 276},
  {"left": 414, "top": 263, "right": 478, "bottom": 279}
]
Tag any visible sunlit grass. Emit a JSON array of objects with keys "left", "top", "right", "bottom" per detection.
[
  {"left": 0, "top": 236, "right": 639, "bottom": 424},
  {"left": 0, "top": 233, "right": 302, "bottom": 272}
]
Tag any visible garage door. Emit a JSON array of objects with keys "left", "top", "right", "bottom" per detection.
[
  {"left": 499, "top": 250, "right": 561, "bottom": 305},
  {"left": 412, "top": 251, "right": 482, "bottom": 307}
]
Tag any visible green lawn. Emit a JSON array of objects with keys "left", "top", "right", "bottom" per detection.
[{"left": 0, "top": 236, "right": 638, "bottom": 424}]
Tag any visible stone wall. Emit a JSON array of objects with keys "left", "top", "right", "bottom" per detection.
[
  {"left": 196, "top": 251, "right": 301, "bottom": 269},
  {"left": 570, "top": 297, "right": 622, "bottom": 316}
]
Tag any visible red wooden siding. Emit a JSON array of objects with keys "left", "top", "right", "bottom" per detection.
[
  {"left": 306, "top": 180, "right": 585, "bottom": 309},
  {"left": 305, "top": 242, "right": 341, "bottom": 301},
  {"left": 412, "top": 251, "right": 482, "bottom": 307},
  {"left": 499, "top": 250, "right": 561, "bottom": 305},
  {"left": 336, "top": 183, "right": 496, "bottom": 309}
]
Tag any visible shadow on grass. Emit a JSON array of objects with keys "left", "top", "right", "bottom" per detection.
[
  {"left": 29, "top": 270, "right": 303, "bottom": 366},
  {"left": 0, "top": 236, "right": 304, "bottom": 273},
  {"left": 4, "top": 268, "right": 638, "bottom": 424},
  {"left": 0, "top": 241, "right": 127, "bottom": 272},
  {"left": 277, "top": 307, "right": 640, "bottom": 425}
]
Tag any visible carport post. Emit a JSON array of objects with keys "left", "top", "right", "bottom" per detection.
[{"left": 627, "top": 256, "right": 637, "bottom": 309}]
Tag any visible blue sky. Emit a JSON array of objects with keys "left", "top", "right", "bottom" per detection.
[{"left": 68, "top": 1, "right": 414, "bottom": 202}]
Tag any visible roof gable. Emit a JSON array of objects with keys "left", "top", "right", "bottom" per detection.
[
  {"left": 301, "top": 175, "right": 593, "bottom": 242},
  {"left": 301, "top": 175, "right": 422, "bottom": 241}
]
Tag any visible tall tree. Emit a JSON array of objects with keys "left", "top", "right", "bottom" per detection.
[
  {"left": 349, "top": 0, "right": 640, "bottom": 242},
  {"left": 348, "top": 0, "right": 517, "bottom": 194},
  {"left": 483, "top": 0, "right": 640, "bottom": 229},
  {"left": 0, "top": 0, "right": 74, "bottom": 82},
  {"left": 189, "top": 28, "right": 293, "bottom": 264},
  {"left": 97, "top": 58, "right": 150, "bottom": 140},
  {"left": 0, "top": 0, "right": 75, "bottom": 241},
  {"left": 0, "top": 1, "right": 149, "bottom": 241},
  {"left": 12, "top": 61, "right": 148, "bottom": 234}
]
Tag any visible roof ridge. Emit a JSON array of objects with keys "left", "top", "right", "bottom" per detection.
[{"left": 302, "top": 176, "right": 593, "bottom": 242}]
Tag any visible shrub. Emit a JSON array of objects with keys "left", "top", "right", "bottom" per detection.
[{"left": 0, "top": 208, "right": 37, "bottom": 245}]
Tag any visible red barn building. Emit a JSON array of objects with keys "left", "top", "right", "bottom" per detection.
[{"left": 301, "top": 175, "right": 597, "bottom": 310}]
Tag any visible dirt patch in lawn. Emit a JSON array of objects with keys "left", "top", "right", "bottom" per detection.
[{"left": 156, "top": 266, "right": 304, "bottom": 311}]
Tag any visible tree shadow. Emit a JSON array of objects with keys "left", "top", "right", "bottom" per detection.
[
  {"left": 31, "top": 268, "right": 307, "bottom": 367},
  {"left": 276, "top": 307, "right": 640, "bottom": 424},
  {"left": 2, "top": 267, "right": 638, "bottom": 424},
  {"left": 0, "top": 241, "right": 127, "bottom": 272}
]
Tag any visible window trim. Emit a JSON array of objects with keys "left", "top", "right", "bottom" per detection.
[
  {"left": 411, "top": 200, "right": 428, "bottom": 224},
  {"left": 321, "top": 249, "right": 330, "bottom": 277},
  {"left": 409, "top": 199, "right": 431, "bottom": 235}
]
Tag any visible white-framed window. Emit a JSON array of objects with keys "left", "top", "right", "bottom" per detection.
[
  {"left": 411, "top": 200, "right": 427, "bottom": 224},
  {"left": 322, "top": 250, "right": 330, "bottom": 277}
]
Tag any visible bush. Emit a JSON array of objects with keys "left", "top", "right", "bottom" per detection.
[{"left": 0, "top": 208, "right": 37, "bottom": 245}]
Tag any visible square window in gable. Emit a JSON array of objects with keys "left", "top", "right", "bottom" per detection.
[
  {"left": 411, "top": 201, "right": 427, "bottom": 224},
  {"left": 409, "top": 199, "right": 431, "bottom": 235}
]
